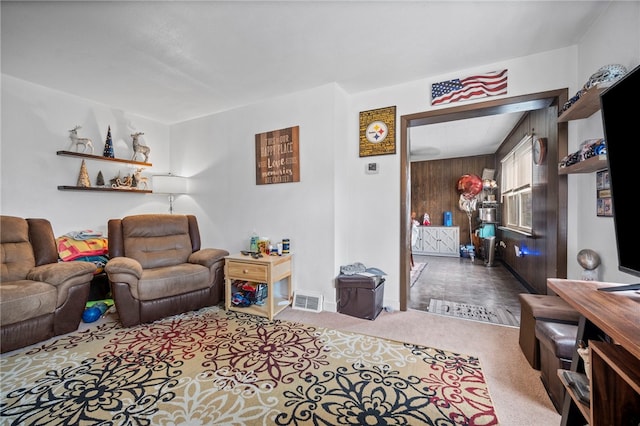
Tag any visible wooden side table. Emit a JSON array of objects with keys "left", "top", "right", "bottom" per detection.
[{"left": 224, "top": 253, "right": 293, "bottom": 320}]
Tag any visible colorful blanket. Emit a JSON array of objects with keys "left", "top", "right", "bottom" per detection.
[{"left": 56, "top": 236, "right": 108, "bottom": 262}]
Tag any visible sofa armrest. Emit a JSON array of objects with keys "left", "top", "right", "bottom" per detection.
[
  {"left": 27, "top": 261, "right": 96, "bottom": 285},
  {"left": 189, "top": 248, "right": 229, "bottom": 268},
  {"left": 27, "top": 261, "right": 96, "bottom": 307},
  {"left": 105, "top": 257, "right": 143, "bottom": 279}
]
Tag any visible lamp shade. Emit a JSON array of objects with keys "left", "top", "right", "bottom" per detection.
[{"left": 153, "top": 174, "right": 188, "bottom": 194}]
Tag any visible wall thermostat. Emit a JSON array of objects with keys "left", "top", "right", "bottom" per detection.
[{"left": 366, "top": 162, "right": 379, "bottom": 174}]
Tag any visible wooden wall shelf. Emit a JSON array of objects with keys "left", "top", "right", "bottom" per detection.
[
  {"left": 58, "top": 186, "right": 152, "bottom": 193},
  {"left": 558, "top": 154, "right": 607, "bottom": 175},
  {"left": 557, "top": 82, "right": 611, "bottom": 123},
  {"left": 57, "top": 150, "right": 152, "bottom": 192},
  {"left": 57, "top": 150, "right": 152, "bottom": 167}
]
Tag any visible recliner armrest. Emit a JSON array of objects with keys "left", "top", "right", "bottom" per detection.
[
  {"left": 27, "top": 261, "right": 96, "bottom": 286},
  {"left": 188, "top": 248, "right": 229, "bottom": 268},
  {"left": 105, "top": 257, "right": 143, "bottom": 279}
]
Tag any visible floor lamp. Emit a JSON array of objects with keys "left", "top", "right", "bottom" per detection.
[{"left": 152, "top": 174, "right": 188, "bottom": 214}]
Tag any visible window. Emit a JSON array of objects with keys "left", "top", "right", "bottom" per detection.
[{"left": 501, "top": 135, "right": 533, "bottom": 232}]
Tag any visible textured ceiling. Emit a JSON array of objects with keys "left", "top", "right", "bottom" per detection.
[{"left": 1, "top": 1, "right": 610, "bottom": 158}]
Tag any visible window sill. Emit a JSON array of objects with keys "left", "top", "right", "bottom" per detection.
[{"left": 497, "top": 226, "right": 533, "bottom": 237}]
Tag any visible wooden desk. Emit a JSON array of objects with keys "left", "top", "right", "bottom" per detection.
[
  {"left": 224, "top": 253, "right": 293, "bottom": 320},
  {"left": 547, "top": 278, "right": 640, "bottom": 425}
]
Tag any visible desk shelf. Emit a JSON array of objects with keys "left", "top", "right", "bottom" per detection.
[{"left": 558, "top": 370, "right": 590, "bottom": 421}]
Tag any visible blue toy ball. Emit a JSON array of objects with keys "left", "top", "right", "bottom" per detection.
[
  {"left": 82, "top": 306, "right": 102, "bottom": 323},
  {"left": 82, "top": 301, "right": 110, "bottom": 323}
]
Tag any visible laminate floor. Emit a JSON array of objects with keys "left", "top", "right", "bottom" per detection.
[{"left": 409, "top": 254, "right": 528, "bottom": 325}]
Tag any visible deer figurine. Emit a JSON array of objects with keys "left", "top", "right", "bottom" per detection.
[
  {"left": 133, "top": 168, "right": 149, "bottom": 190},
  {"left": 68, "top": 126, "right": 94, "bottom": 154},
  {"left": 131, "top": 132, "right": 150, "bottom": 163}
]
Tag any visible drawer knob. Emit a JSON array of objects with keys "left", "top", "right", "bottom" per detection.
[{"left": 243, "top": 269, "right": 249, "bottom": 274}]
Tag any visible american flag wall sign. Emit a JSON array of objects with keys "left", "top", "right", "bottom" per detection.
[{"left": 431, "top": 69, "right": 508, "bottom": 106}]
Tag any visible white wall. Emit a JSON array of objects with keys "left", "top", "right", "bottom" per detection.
[
  {"left": 345, "top": 47, "right": 577, "bottom": 308},
  {"left": 1, "top": 75, "right": 173, "bottom": 235},
  {"left": 2, "top": 2, "right": 638, "bottom": 313},
  {"left": 567, "top": 1, "right": 640, "bottom": 283},
  {"left": 169, "top": 84, "right": 346, "bottom": 310}
]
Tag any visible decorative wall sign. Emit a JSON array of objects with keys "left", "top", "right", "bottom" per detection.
[
  {"left": 255, "top": 126, "right": 300, "bottom": 185},
  {"left": 431, "top": 69, "right": 508, "bottom": 106},
  {"left": 359, "top": 106, "right": 396, "bottom": 157},
  {"left": 596, "top": 169, "right": 612, "bottom": 217}
]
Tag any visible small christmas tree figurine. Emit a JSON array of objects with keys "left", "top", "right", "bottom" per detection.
[
  {"left": 96, "top": 170, "right": 105, "bottom": 187},
  {"left": 102, "top": 126, "right": 115, "bottom": 158},
  {"left": 77, "top": 160, "right": 91, "bottom": 187}
]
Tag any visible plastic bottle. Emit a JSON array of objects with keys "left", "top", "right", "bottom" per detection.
[{"left": 249, "top": 231, "right": 259, "bottom": 252}]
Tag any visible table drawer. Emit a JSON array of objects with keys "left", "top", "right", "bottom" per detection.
[{"left": 226, "top": 261, "right": 268, "bottom": 282}]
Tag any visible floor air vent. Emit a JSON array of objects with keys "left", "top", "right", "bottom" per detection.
[{"left": 292, "top": 291, "right": 323, "bottom": 313}]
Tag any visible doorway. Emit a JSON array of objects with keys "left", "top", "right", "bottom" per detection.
[{"left": 399, "top": 90, "right": 569, "bottom": 311}]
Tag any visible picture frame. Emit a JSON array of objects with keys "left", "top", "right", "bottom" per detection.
[
  {"left": 596, "top": 169, "right": 612, "bottom": 217},
  {"left": 359, "top": 106, "right": 396, "bottom": 157},
  {"left": 255, "top": 126, "right": 300, "bottom": 185}
]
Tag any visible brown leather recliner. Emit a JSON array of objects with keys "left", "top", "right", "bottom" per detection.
[
  {"left": 105, "top": 214, "right": 229, "bottom": 327},
  {"left": 0, "top": 215, "right": 97, "bottom": 353}
]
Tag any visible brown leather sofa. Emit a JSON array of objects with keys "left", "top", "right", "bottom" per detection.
[
  {"left": 0, "top": 215, "right": 97, "bottom": 353},
  {"left": 105, "top": 214, "right": 229, "bottom": 327}
]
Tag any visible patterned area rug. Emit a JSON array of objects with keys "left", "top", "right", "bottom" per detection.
[
  {"left": 0, "top": 306, "right": 498, "bottom": 425},
  {"left": 428, "top": 299, "right": 520, "bottom": 327},
  {"left": 410, "top": 262, "right": 427, "bottom": 287}
]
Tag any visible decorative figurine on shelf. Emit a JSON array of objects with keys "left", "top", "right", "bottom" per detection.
[
  {"left": 110, "top": 172, "right": 134, "bottom": 189},
  {"left": 133, "top": 168, "right": 148, "bottom": 190},
  {"left": 577, "top": 248, "right": 601, "bottom": 281},
  {"left": 577, "top": 341, "right": 592, "bottom": 380},
  {"left": 103, "top": 126, "right": 115, "bottom": 158},
  {"left": 77, "top": 160, "right": 91, "bottom": 187},
  {"left": 131, "top": 132, "right": 150, "bottom": 163},
  {"left": 109, "top": 174, "right": 119, "bottom": 188},
  {"left": 96, "top": 170, "right": 105, "bottom": 187},
  {"left": 68, "top": 125, "right": 94, "bottom": 154}
]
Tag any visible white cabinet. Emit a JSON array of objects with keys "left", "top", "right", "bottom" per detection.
[{"left": 414, "top": 226, "right": 459, "bottom": 257}]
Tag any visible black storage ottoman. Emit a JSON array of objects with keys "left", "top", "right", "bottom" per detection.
[{"left": 336, "top": 275, "right": 384, "bottom": 320}]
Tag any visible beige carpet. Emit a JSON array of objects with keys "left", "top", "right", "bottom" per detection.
[
  {"left": 1, "top": 306, "right": 560, "bottom": 425},
  {"left": 277, "top": 307, "right": 560, "bottom": 426},
  {"left": 1, "top": 306, "right": 498, "bottom": 425}
]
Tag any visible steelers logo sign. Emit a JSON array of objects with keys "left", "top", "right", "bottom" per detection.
[{"left": 366, "top": 121, "right": 388, "bottom": 143}]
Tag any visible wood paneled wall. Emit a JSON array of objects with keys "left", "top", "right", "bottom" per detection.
[
  {"left": 410, "top": 154, "right": 496, "bottom": 247},
  {"left": 493, "top": 107, "right": 566, "bottom": 294},
  {"left": 410, "top": 104, "right": 567, "bottom": 295}
]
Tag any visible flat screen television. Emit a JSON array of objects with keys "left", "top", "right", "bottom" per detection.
[{"left": 598, "top": 63, "right": 640, "bottom": 292}]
